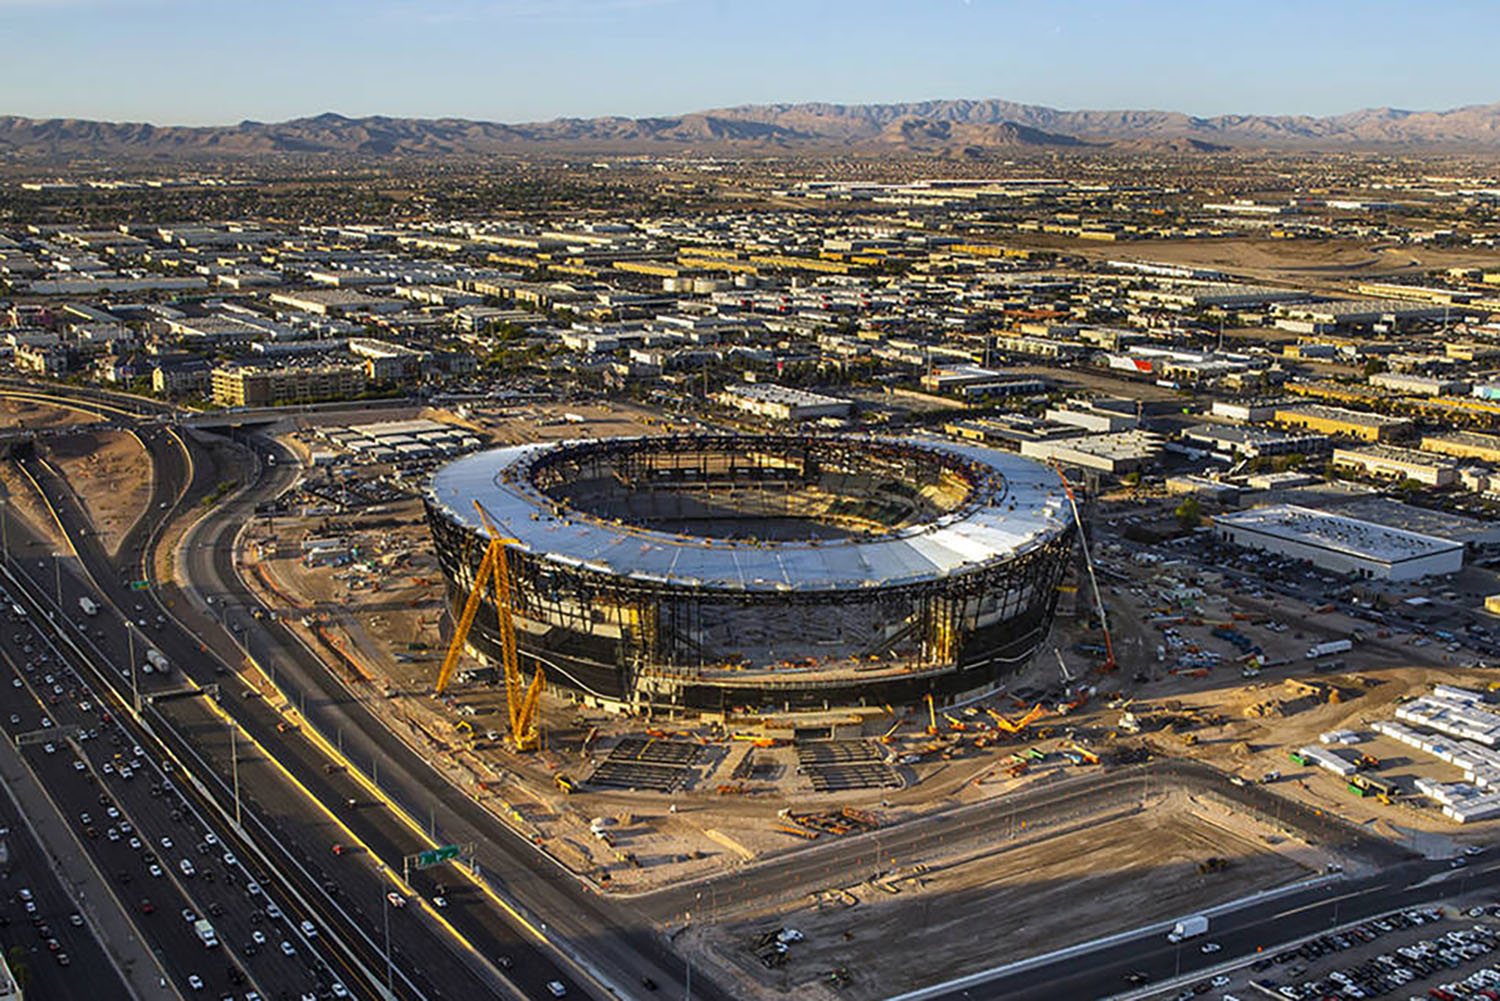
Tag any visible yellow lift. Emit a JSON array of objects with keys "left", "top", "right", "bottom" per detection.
[{"left": 434, "top": 502, "right": 544, "bottom": 752}]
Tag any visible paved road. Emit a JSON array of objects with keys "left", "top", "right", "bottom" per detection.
[
  {"left": 176, "top": 429, "right": 714, "bottom": 1001},
  {"left": 11, "top": 444, "right": 507, "bottom": 1001},
  {"left": 908, "top": 856, "right": 1500, "bottom": 1001},
  {"left": 0, "top": 724, "right": 137, "bottom": 1001}
]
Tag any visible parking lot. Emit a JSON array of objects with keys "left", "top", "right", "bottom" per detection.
[{"left": 1147, "top": 903, "right": 1500, "bottom": 1001}]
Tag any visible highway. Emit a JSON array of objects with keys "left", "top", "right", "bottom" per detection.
[
  {"left": 4, "top": 444, "right": 512, "bottom": 1001},
  {"left": 172, "top": 428, "right": 716, "bottom": 1001},
  {"left": 0, "top": 704, "right": 132, "bottom": 1001}
]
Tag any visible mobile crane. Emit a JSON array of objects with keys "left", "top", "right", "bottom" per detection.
[
  {"left": 1049, "top": 460, "right": 1117, "bottom": 672},
  {"left": 434, "top": 502, "right": 545, "bottom": 752}
]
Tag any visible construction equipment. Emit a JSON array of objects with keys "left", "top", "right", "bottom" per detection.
[
  {"left": 1049, "top": 460, "right": 1117, "bottom": 672},
  {"left": 434, "top": 502, "right": 545, "bottom": 752},
  {"left": 987, "top": 703, "right": 1045, "bottom": 735},
  {"left": 1066, "top": 742, "right": 1100, "bottom": 765},
  {"left": 1054, "top": 647, "right": 1075, "bottom": 685},
  {"left": 925, "top": 693, "right": 939, "bottom": 735},
  {"left": 879, "top": 718, "right": 903, "bottom": 744}
]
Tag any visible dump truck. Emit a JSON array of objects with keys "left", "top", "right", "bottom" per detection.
[{"left": 1167, "top": 915, "right": 1209, "bottom": 943}]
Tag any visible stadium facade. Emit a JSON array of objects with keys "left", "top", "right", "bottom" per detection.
[{"left": 424, "top": 434, "right": 1075, "bottom": 715}]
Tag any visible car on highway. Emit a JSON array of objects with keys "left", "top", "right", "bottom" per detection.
[
  {"left": 386, "top": 893, "right": 406, "bottom": 908},
  {"left": 279, "top": 940, "right": 295, "bottom": 956},
  {"left": 187, "top": 974, "right": 203, "bottom": 991},
  {"left": 299, "top": 919, "right": 317, "bottom": 938},
  {"left": 147, "top": 864, "right": 163, "bottom": 878},
  {"left": 546, "top": 981, "right": 567, "bottom": 997}
]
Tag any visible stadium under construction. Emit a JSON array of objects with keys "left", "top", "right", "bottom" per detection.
[{"left": 423, "top": 434, "right": 1076, "bottom": 715}]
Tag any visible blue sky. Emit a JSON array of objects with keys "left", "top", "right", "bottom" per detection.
[{"left": 1, "top": 0, "right": 1495, "bottom": 125}]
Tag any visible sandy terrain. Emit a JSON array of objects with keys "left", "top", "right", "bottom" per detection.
[
  {"left": 686, "top": 795, "right": 1313, "bottom": 1000},
  {"left": 45, "top": 431, "right": 152, "bottom": 558}
]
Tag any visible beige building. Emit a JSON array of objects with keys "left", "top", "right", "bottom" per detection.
[
  {"left": 1332, "top": 445, "right": 1458, "bottom": 487},
  {"left": 1273, "top": 403, "right": 1409, "bottom": 443},
  {"left": 1422, "top": 431, "right": 1500, "bottom": 465},
  {"left": 211, "top": 363, "right": 366, "bottom": 407}
]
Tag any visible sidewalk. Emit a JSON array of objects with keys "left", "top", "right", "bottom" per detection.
[{"left": 0, "top": 733, "right": 183, "bottom": 1001}]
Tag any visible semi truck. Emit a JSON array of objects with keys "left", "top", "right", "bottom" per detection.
[
  {"left": 193, "top": 918, "right": 218, "bottom": 948},
  {"left": 1167, "top": 915, "right": 1209, "bottom": 943},
  {"left": 78, "top": 596, "right": 98, "bottom": 617},
  {"left": 144, "top": 649, "right": 169, "bottom": 674},
  {"left": 1306, "top": 639, "right": 1353, "bottom": 660}
]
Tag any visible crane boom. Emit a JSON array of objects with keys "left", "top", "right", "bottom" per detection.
[{"left": 1049, "top": 460, "right": 1117, "bottom": 672}]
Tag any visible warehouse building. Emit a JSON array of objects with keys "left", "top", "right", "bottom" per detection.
[
  {"left": 1332, "top": 445, "right": 1459, "bottom": 487},
  {"left": 1273, "top": 403, "right": 1409, "bottom": 442},
  {"left": 1213, "top": 504, "right": 1464, "bottom": 581},
  {"left": 1182, "top": 424, "right": 1329, "bottom": 458},
  {"left": 1369, "top": 372, "right": 1469, "bottom": 397},
  {"left": 1422, "top": 431, "right": 1500, "bottom": 464},
  {"left": 1211, "top": 397, "right": 1295, "bottom": 424},
  {"left": 1019, "top": 430, "right": 1161, "bottom": 474},
  {"left": 716, "top": 382, "right": 852, "bottom": 422}
]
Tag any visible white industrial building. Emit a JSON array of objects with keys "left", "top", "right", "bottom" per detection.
[
  {"left": 1212, "top": 504, "right": 1463, "bottom": 581},
  {"left": 716, "top": 383, "right": 852, "bottom": 422},
  {"left": 1019, "top": 430, "right": 1160, "bottom": 474},
  {"left": 1369, "top": 372, "right": 1470, "bottom": 397}
]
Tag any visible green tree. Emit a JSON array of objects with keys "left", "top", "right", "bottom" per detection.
[{"left": 1174, "top": 496, "right": 1204, "bottom": 530}]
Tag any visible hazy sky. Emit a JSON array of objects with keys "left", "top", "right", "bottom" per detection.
[{"left": 1, "top": 0, "right": 1495, "bottom": 125}]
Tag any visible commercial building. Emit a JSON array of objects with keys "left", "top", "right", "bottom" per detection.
[
  {"left": 1212, "top": 504, "right": 1463, "bottom": 581},
  {"left": 1211, "top": 398, "right": 1294, "bottom": 424},
  {"left": 1273, "top": 403, "right": 1409, "bottom": 442},
  {"left": 211, "top": 363, "right": 367, "bottom": 408},
  {"left": 1332, "top": 445, "right": 1459, "bottom": 487},
  {"left": 1368, "top": 372, "right": 1469, "bottom": 397},
  {"left": 1181, "top": 424, "right": 1328, "bottom": 458},
  {"left": 716, "top": 383, "right": 852, "bottom": 422},
  {"left": 1422, "top": 431, "right": 1500, "bottom": 465},
  {"left": 269, "top": 289, "right": 404, "bottom": 316},
  {"left": 1019, "top": 430, "right": 1161, "bottom": 474}
]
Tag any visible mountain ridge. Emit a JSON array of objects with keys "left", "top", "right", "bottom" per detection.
[{"left": 4, "top": 97, "right": 1500, "bottom": 158}]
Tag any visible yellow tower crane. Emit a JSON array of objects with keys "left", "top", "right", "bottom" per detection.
[{"left": 434, "top": 502, "right": 544, "bottom": 752}]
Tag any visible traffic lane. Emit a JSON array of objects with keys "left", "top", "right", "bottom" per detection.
[
  {"left": 0, "top": 746, "right": 126, "bottom": 1001},
  {"left": 0, "top": 588, "right": 345, "bottom": 1001},
  {"left": 196, "top": 547, "right": 708, "bottom": 1001},
  {"left": 0, "top": 669, "right": 230, "bottom": 998},
  {"left": 51, "top": 560, "right": 475, "bottom": 1001},
  {"left": 176, "top": 435, "right": 689, "bottom": 1000},
  {"left": 0, "top": 620, "right": 287, "bottom": 999}
]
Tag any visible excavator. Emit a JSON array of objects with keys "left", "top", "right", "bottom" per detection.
[
  {"left": 434, "top": 502, "right": 545, "bottom": 752},
  {"left": 1049, "top": 460, "right": 1117, "bottom": 672}
]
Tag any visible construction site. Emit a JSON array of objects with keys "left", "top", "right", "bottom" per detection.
[{"left": 214, "top": 402, "right": 1500, "bottom": 997}]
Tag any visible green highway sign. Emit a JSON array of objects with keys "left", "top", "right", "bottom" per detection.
[
  {"left": 415, "top": 845, "right": 460, "bottom": 869},
  {"left": 129, "top": 580, "right": 152, "bottom": 591}
]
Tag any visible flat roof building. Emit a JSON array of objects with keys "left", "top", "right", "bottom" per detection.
[
  {"left": 1273, "top": 403, "right": 1409, "bottom": 442},
  {"left": 1213, "top": 504, "right": 1463, "bottom": 581},
  {"left": 211, "top": 363, "right": 367, "bottom": 408},
  {"left": 1422, "top": 431, "right": 1500, "bottom": 465},
  {"left": 716, "top": 382, "right": 852, "bottom": 422},
  {"left": 1332, "top": 445, "right": 1459, "bottom": 487},
  {"left": 1019, "top": 430, "right": 1160, "bottom": 474},
  {"left": 1182, "top": 424, "right": 1329, "bottom": 458}
]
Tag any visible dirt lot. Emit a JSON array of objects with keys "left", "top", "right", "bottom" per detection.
[
  {"left": 688, "top": 794, "right": 1314, "bottom": 1001},
  {"left": 0, "top": 397, "right": 96, "bottom": 431},
  {"left": 44, "top": 431, "right": 151, "bottom": 558}
]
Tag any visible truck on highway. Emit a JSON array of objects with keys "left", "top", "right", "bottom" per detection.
[
  {"left": 193, "top": 918, "right": 218, "bottom": 948},
  {"left": 1306, "top": 639, "right": 1353, "bottom": 660},
  {"left": 78, "top": 596, "right": 98, "bottom": 617},
  {"left": 144, "top": 649, "right": 169, "bottom": 674},
  {"left": 1167, "top": 915, "right": 1209, "bottom": 943}
]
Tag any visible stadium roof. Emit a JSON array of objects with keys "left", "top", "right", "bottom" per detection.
[{"left": 426, "top": 437, "right": 1073, "bottom": 593}]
